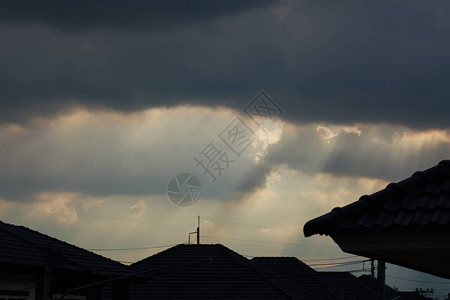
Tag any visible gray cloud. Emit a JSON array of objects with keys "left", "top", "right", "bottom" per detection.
[
  {"left": 0, "top": 108, "right": 274, "bottom": 202},
  {"left": 0, "top": 1, "right": 450, "bottom": 129},
  {"left": 265, "top": 123, "right": 450, "bottom": 181}
]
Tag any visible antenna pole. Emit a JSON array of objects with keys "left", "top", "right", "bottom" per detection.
[
  {"left": 197, "top": 216, "right": 200, "bottom": 245},
  {"left": 376, "top": 260, "right": 385, "bottom": 300},
  {"left": 371, "top": 259, "right": 375, "bottom": 277}
]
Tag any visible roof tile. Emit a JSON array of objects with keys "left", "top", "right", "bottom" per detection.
[
  {"left": 304, "top": 160, "right": 450, "bottom": 237},
  {"left": 0, "top": 220, "right": 131, "bottom": 276},
  {"left": 130, "top": 244, "right": 309, "bottom": 299}
]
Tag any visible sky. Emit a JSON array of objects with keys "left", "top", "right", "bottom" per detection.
[{"left": 0, "top": 0, "right": 449, "bottom": 297}]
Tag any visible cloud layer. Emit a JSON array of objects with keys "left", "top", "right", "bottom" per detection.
[
  {"left": 1, "top": 105, "right": 447, "bottom": 205},
  {"left": 0, "top": 1, "right": 276, "bottom": 31},
  {"left": 0, "top": 2, "right": 449, "bottom": 295},
  {"left": 1, "top": 1, "right": 450, "bottom": 128},
  {"left": 266, "top": 123, "right": 450, "bottom": 181},
  {"left": 0, "top": 106, "right": 278, "bottom": 201}
]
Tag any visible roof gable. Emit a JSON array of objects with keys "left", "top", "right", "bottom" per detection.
[
  {"left": 130, "top": 244, "right": 312, "bottom": 299},
  {"left": 314, "top": 272, "right": 376, "bottom": 300},
  {"left": 0, "top": 220, "right": 131, "bottom": 276},
  {"left": 303, "top": 160, "right": 450, "bottom": 278},
  {"left": 304, "top": 160, "right": 450, "bottom": 236},
  {"left": 251, "top": 257, "right": 337, "bottom": 299}
]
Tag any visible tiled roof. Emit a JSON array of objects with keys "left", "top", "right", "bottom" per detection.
[
  {"left": 397, "top": 291, "right": 429, "bottom": 300},
  {"left": 251, "top": 258, "right": 404, "bottom": 300},
  {"left": 251, "top": 257, "right": 336, "bottom": 299},
  {"left": 129, "top": 244, "right": 404, "bottom": 299},
  {"left": 304, "top": 160, "right": 450, "bottom": 236},
  {"left": 130, "top": 244, "right": 312, "bottom": 299},
  {"left": 314, "top": 272, "right": 377, "bottom": 300},
  {"left": 357, "top": 274, "right": 399, "bottom": 300},
  {"left": 251, "top": 257, "right": 315, "bottom": 276},
  {"left": 0, "top": 220, "right": 131, "bottom": 276}
]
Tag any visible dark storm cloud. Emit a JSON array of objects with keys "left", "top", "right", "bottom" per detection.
[
  {"left": 236, "top": 161, "right": 274, "bottom": 194},
  {"left": 0, "top": 0, "right": 276, "bottom": 31},
  {"left": 1, "top": 0, "right": 450, "bottom": 128}
]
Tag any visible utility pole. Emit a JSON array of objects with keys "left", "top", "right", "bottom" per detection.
[
  {"left": 197, "top": 216, "right": 200, "bottom": 245},
  {"left": 376, "top": 260, "right": 385, "bottom": 300},
  {"left": 371, "top": 259, "right": 375, "bottom": 277},
  {"left": 188, "top": 216, "right": 200, "bottom": 244},
  {"left": 43, "top": 248, "right": 56, "bottom": 300}
]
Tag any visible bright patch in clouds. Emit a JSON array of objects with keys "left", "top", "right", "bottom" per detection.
[{"left": 0, "top": 105, "right": 448, "bottom": 292}]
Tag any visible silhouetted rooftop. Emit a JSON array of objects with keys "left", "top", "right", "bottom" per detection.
[
  {"left": 303, "top": 160, "right": 450, "bottom": 278},
  {"left": 304, "top": 160, "right": 450, "bottom": 236},
  {"left": 0, "top": 220, "right": 131, "bottom": 276},
  {"left": 130, "top": 244, "right": 315, "bottom": 299},
  {"left": 315, "top": 272, "right": 376, "bottom": 300}
]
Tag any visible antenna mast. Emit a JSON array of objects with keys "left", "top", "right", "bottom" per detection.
[
  {"left": 197, "top": 216, "right": 200, "bottom": 245},
  {"left": 188, "top": 216, "right": 201, "bottom": 244}
]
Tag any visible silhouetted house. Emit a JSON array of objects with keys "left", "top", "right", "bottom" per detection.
[
  {"left": 357, "top": 275, "right": 428, "bottom": 300},
  {"left": 129, "top": 244, "right": 318, "bottom": 299},
  {"left": 357, "top": 274, "right": 399, "bottom": 299},
  {"left": 129, "top": 244, "right": 403, "bottom": 299},
  {"left": 251, "top": 257, "right": 336, "bottom": 299},
  {"left": 0, "top": 220, "right": 133, "bottom": 299},
  {"left": 397, "top": 291, "right": 429, "bottom": 300},
  {"left": 314, "top": 272, "right": 377, "bottom": 300},
  {"left": 303, "top": 160, "right": 450, "bottom": 279},
  {"left": 252, "top": 258, "right": 407, "bottom": 300}
]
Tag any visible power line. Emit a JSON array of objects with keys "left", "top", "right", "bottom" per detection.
[
  {"left": 87, "top": 244, "right": 176, "bottom": 251},
  {"left": 308, "top": 259, "right": 369, "bottom": 267},
  {"left": 240, "top": 253, "right": 360, "bottom": 262},
  {"left": 200, "top": 235, "right": 337, "bottom": 248},
  {"left": 346, "top": 269, "right": 371, "bottom": 273},
  {"left": 302, "top": 255, "right": 359, "bottom": 262},
  {"left": 1, "top": 207, "right": 197, "bottom": 220},
  {"left": 386, "top": 275, "right": 450, "bottom": 285},
  {"left": 206, "top": 219, "right": 300, "bottom": 231},
  {"left": 313, "top": 260, "right": 370, "bottom": 270}
]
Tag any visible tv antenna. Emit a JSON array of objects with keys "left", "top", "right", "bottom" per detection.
[{"left": 188, "top": 216, "right": 200, "bottom": 245}]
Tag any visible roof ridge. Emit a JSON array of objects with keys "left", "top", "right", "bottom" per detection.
[
  {"left": 0, "top": 219, "right": 129, "bottom": 272},
  {"left": 253, "top": 264, "right": 317, "bottom": 299},
  {"left": 251, "top": 256, "right": 317, "bottom": 273},
  {"left": 304, "top": 160, "right": 450, "bottom": 237},
  {"left": 439, "top": 159, "right": 450, "bottom": 169},
  {"left": 216, "top": 243, "right": 253, "bottom": 267},
  {"left": 130, "top": 243, "right": 185, "bottom": 267},
  {"left": 0, "top": 220, "right": 47, "bottom": 255},
  {"left": 316, "top": 272, "right": 376, "bottom": 298},
  {"left": 344, "top": 272, "right": 377, "bottom": 296},
  {"left": 311, "top": 272, "right": 344, "bottom": 298},
  {"left": 251, "top": 258, "right": 336, "bottom": 299},
  {"left": 246, "top": 261, "right": 299, "bottom": 299},
  {"left": 216, "top": 245, "right": 299, "bottom": 298},
  {"left": 252, "top": 256, "right": 300, "bottom": 258},
  {"left": 0, "top": 221, "right": 92, "bottom": 272}
]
